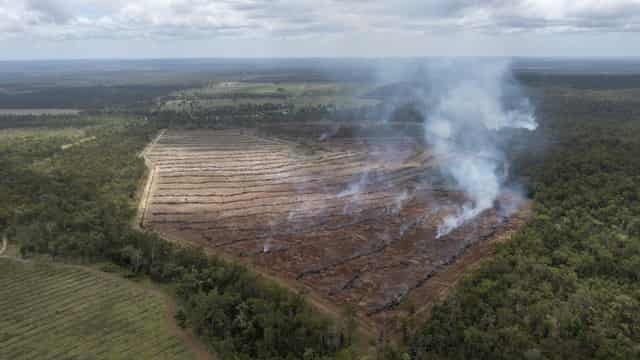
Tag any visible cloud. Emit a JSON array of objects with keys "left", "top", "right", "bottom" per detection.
[
  {"left": 26, "top": 0, "right": 71, "bottom": 24},
  {"left": 0, "top": 0, "right": 71, "bottom": 36},
  {"left": 1, "top": 0, "right": 640, "bottom": 41},
  {"left": 361, "top": 0, "right": 640, "bottom": 33}
]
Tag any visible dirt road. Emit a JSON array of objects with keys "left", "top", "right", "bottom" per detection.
[
  {"left": 134, "top": 129, "right": 166, "bottom": 230},
  {"left": 0, "top": 234, "right": 6, "bottom": 256}
]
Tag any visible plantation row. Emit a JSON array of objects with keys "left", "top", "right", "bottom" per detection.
[{"left": 0, "top": 259, "right": 192, "bottom": 360}]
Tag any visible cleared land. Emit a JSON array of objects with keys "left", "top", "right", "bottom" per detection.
[
  {"left": 142, "top": 126, "right": 528, "bottom": 326},
  {"left": 0, "top": 259, "right": 195, "bottom": 360}
]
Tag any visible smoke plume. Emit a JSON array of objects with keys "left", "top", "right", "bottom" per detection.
[{"left": 417, "top": 59, "right": 537, "bottom": 237}]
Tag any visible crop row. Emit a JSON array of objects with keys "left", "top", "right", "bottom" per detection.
[{"left": 0, "top": 259, "right": 192, "bottom": 360}]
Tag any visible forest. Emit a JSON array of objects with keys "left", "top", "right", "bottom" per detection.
[
  {"left": 1, "top": 69, "right": 639, "bottom": 359},
  {"left": 410, "top": 88, "right": 640, "bottom": 359}
]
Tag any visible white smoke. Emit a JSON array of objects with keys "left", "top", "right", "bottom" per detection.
[
  {"left": 263, "top": 237, "right": 272, "bottom": 253},
  {"left": 419, "top": 59, "right": 537, "bottom": 237},
  {"left": 319, "top": 124, "right": 340, "bottom": 141},
  {"left": 392, "top": 189, "right": 409, "bottom": 214},
  {"left": 338, "top": 171, "right": 369, "bottom": 199}
]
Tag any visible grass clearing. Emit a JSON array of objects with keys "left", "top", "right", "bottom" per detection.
[
  {"left": 0, "top": 258, "right": 195, "bottom": 360},
  {"left": 0, "top": 127, "right": 86, "bottom": 143}
]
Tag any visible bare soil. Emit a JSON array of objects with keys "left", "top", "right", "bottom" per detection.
[{"left": 140, "top": 126, "right": 530, "bottom": 336}]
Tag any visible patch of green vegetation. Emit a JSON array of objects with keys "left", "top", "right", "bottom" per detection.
[
  {"left": 0, "top": 127, "right": 85, "bottom": 143},
  {"left": 0, "top": 114, "right": 134, "bottom": 130},
  {"left": 0, "top": 85, "right": 186, "bottom": 111},
  {"left": 0, "top": 109, "right": 81, "bottom": 116},
  {"left": 0, "top": 258, "right": 193, "bottom": 360}
]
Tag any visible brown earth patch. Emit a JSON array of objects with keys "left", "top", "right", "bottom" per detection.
[{"left": 140, "top": 126, "right": 529, "bottom": 339}]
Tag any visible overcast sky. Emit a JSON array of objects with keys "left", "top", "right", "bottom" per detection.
[{"left": 1, "top": 0, "right": 640, "bottom": 59}]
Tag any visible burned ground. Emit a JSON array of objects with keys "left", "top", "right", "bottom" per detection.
[{"left": 141, "top": 125, "right": 529, "bottom": 326}]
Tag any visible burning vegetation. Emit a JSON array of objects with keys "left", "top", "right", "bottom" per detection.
[
  {"left": 141, "top": 125, "right": 530, "bottom": 325},
  {"left": 139, "top": 60, "right": 540, "bottom": 328}
]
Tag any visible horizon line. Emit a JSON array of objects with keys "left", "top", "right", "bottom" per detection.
[{"left": 2, "top": 55, "right": 640, "bottom": 62}]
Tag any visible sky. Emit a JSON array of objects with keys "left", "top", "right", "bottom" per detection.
[{"left": 1, "top": 0, "right": 640, "bottom": 59}]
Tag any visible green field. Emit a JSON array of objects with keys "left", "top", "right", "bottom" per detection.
[
  {"left": 0, "top": 259, "right": 194, "bottom": 360},
  {"left": 161, "top": 81, "right": 379, "bottom": 111},
  {"left": 0, "top": 109, "right": 81, "bottom": 116},
  {"left": 0, "top": 127, "right": 86, "bottom": 142}
]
